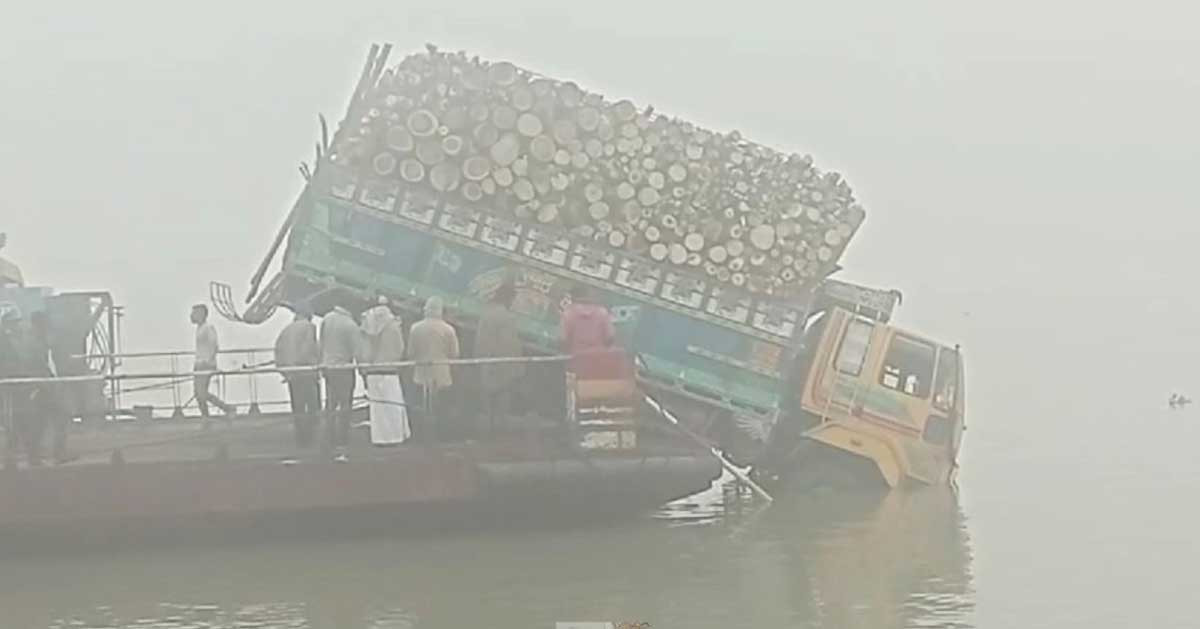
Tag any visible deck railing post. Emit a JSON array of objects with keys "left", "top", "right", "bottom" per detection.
[
  {"left": 169, "top": 354, "right": 185, "bottom": 420},
  {"left": 1, "top": 387, "right": 15, "bottom": 470},
  {"left": 247, "top": 350, "right": 262, "bottom": 417}
]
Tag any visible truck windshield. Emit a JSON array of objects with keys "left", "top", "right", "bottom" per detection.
[
  {"left": 933, "top": 348, "right": 960, "bottom": 411},
  {"left": 879, "top": 335, "right": 935, "bottom": 398},
  {"left": 834, "top": 319, "right": 873, "bottom": 375}
]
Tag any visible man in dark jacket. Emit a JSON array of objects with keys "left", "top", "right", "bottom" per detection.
[
  {"left": 1, "top": 309, "right": 49, "bottom": 466},
  {"left": 24, "top": 311, "right": 61, "bottom": 466},
  {"left": 319, "top": 304, "right": 360, "bottom": 459},
  {"left": 275, "top": 303, "right": 321, "bottom": 447},
  {"left": 474, "top": 283, "right": 523, "bottom": 435},
  {"left": 0, "top": 309, "right": 25, "bottom": 464}
]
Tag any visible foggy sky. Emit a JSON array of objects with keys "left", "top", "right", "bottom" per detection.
[
  {"left": 3, "top": 1, "right": 1198, "bottom": 403},
  {"left": 3, "top": 3, "right": 1198, "bottom": 467},
  {"left": 4, "top": 1, "right": 1200, "bottom": 624}
]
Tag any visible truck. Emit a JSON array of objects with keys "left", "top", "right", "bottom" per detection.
[{"left": 232, "top": 44, "right": 967, "bottom": 489}]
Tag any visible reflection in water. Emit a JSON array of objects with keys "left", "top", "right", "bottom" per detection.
[{"left": 1, "top": 482, "right": 973, "bottom": 628}]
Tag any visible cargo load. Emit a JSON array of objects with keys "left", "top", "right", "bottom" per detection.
[{"left": 329, "top": 47, "right": 865, "bottom": 298}]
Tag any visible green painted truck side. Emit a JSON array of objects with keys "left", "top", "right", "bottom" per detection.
[{"left": 279, "top": 173, "right": 807, "bottom": 414}]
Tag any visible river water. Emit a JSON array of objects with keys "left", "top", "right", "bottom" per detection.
[
  {"left": 2, "top": 395, "right": 1198, "bottom": 629},
  {"left": 0, "top": 482, "right": 973, "bottom": 629}
]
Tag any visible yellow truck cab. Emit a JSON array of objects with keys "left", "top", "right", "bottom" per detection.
[{"left": 757, "top": 307, "right": 965, "bottom": 490}]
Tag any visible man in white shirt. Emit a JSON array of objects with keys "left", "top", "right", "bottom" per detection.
[{"left": 191, "top": 304, "right": 235, "bottom": 422}]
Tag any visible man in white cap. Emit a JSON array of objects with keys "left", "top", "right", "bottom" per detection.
[
  {"left": 359, "top": 295, "right": 409, "bottom": 446},
  {"left": 407, "top": 296, "right": 459, "bottom": 442}
]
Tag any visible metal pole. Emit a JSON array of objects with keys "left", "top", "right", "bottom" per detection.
[
  {"left": 106, "top": 299, "right": 117, "bottom": 423},
  {"left": 643, "top": 393, "right": 774, "bottom": 503},
  {"left": 0, "top": 356, "right": 574, "bottom": 386},
  {"left": 169, "top": 354, "right": 183, "bottom": 418},
  {"left": 1, "top": 387, "right": 13, "bottom": 468},
  {"left": 247, "top": 350, "right": 261, "bottom": 416}
]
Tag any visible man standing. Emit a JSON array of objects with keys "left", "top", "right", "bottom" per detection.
[
  {"left": 407, "top": 297, "right": 459, "bottom": 442},
  {"left": 191, "top": 304, "right": 236, "bottom": 425},
  {"left": 474, "top": 283, "right": 523, "bottom": 435},
  {"left": 319, "top": 303, "right": 359, "bottom": 460},
  {"left": 560, "top": 284, "right": 628, "bottom": 400},
  {"left": 0, "top": 309, "right": 35, "bottom": 465},
  {"left": 274, "top": 303, "right": 321, "bottom": 448},
  {"left": 561, "top": 284, "right": 615, "bottom": 355},
  {"left": 0, "top": 232, "right": 24, "bottom": 288},
  {"left": 0, "top": 310, "right": 21, "bottom": 378},
  {"left": 359, "top": 296, "right": 410, "bottom": 446},
  {"left": 28, "top": 311, "right": 71, "bottom": 464}
]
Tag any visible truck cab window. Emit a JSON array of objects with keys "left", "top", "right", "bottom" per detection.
[
  {"left": 879, "top": 335, "right": 934, "bottom": 398},
  {"left": 834, "top": 319, "right": 873, "bottom": 375},
  {"left": 933, "top": 348, "right": 960, "bottom": 411}
]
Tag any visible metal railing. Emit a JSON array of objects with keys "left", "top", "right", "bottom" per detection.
[
  {"left": 2, "top": 351, "right": 573, "bottom": 420},
  {"left": 75, "top": 347, "right": 280, "bottom": 420},
  {"left": 0, "top": 349, "right": 710, "bottom": 471}
]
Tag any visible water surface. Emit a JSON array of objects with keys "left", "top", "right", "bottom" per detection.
[{"left": 0, "top": 482, "right": 972, "bottom": 628}]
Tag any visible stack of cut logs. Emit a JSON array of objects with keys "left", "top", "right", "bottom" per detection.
[{"left": 331, "top": 47, "right": 864, "bottom": 297}]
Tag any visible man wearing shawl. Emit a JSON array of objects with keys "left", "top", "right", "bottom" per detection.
[
  {"left": 474, "top": 283, "right": 524, "bottom": 435},
  {"left": 360, "top": 297, "right": 410, "bottom": 445},
  {"left": 274, "top": 303, "right": 320, "bottom": 448},
  {"left": 407, "top": 297, "right": 459, "bottom": 442},
  {"left": 319, "top": 304, "right": 359, "bottom": 461}
]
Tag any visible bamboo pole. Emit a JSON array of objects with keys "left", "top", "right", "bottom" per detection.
[{"left": 642, "top": 393, "right": 774, "bottom": 503}]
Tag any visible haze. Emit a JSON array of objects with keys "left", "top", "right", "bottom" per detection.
[{"left": 2, "top": 2, "right": 1199, "bottom": 625}]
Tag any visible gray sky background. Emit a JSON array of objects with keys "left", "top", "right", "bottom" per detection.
[
  {"left": 3, "top": 1, "right": 1198, "bottom": 474},
  {"left": 4, "top": 2, "right": 1200, "bottom": 622}
]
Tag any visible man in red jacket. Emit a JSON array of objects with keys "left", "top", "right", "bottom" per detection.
[
  {"left": 561, "top": 284, "right": 632, "bottom": 385},
  {"left": 561, "top": 284, "right": 614, "bottom": 356}
]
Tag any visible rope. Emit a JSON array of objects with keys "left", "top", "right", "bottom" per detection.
[
  {"left": 360, "top": 395, "right": 411, "bottom": 409},
  {"left": 119, "top": 376, "right": 193, "bottom": 395}
]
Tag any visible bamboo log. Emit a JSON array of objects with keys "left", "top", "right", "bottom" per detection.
[
  {"left": 463, "top": 156, "right": 491, "bottom": 181},
  {"left": 492, "top": 106, "right": 517, "bottom": 130},
  {"left": 489, "top": 134, "right": 520, "bottom": 166},
  {"left": 517, "top": 112, "right": 544, "bottom": 137},
  {"left": 429, "top": 161, "right": 461, "bottom": 191},
  {"left": 400, "top": 159, "right": 425, "bottom": 183},
  {"left": 407, "top": 110, "right": 438, "bottom": 137},
  {"left": 493, "top": 167, "right": 514, "bottom": 187},
  {"left": 387, "top": 127, "right": 415, "bottom": 152},
  {"left": 462, "top": 181, "right": 484, "bottom": 201},
  {"left": 372, "top": 152, "right": 397, "bottom": 176}
]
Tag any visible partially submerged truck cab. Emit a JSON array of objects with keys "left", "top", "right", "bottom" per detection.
[{"left": 760, "top": 307, "right": 965, "bottom": 489}]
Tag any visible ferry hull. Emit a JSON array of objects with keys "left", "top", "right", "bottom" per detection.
[{"left": 0, "top": 422, "right": 719, "bottom": 552}]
